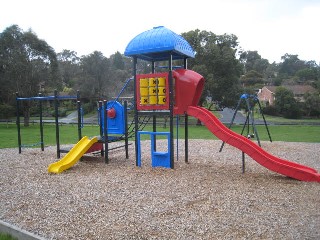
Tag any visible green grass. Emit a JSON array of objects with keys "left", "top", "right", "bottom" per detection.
[
  {"left": 145, "top": 124, "right": 320, "bottom": 142},
  {"left": 1, "top": 122, "right": 319, "bottom": 149},
  {"left": 255, "top": 113, "right": 320, "bottom": 124},
  {"left": 0, "top": 233, "right": 17, "bottom": 240},
  {"left": 0, "top": 123, "right": 101, "bottom": 149}
]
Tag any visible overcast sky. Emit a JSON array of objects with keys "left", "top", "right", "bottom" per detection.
[{"left": 1, "top": 0, "right": 320, "bottom": 63}]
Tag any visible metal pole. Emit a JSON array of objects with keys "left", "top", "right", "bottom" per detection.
[
  {"left": 185, "top": 113, "right": 188, "bottom": 163},
  {"left": 176, "top": 115, "right": 179, "bottom": 161},
  {"left": 246, "top": 111, "right": 250, "bottom": 137},
  {"left": 169, "top": 54, "right": 174, "bottom": 169},
  {"left": 77, "top": 90, "right": 82, "bottom": 141},
  {"left": 77, "top": 100, "right": 82, "bottom": 140},
  {"left": 16, "top": 92, "right": 22, "bottom": 154},
  {"left": 241, "top": 113, "right": 249, "bottom": 136},
  {"left": 54, "top": 90, "right": 60, "bottom": 158},
  {"left": 133, "top": 57, "right": 139, "bottom": 167},
  {"left": 257, "top": 99, "right": 272, "bottom": 142},
  {"left": 124, "top": 100, "right": 129, "bottom": 159},
  {"left": 184, "top": 57, "right": 189, "bottom": 163},
  {"left": 245, "top": 97, "right": 261, "bottom": 146},
  {"left": 39, "top": 93, "right": 44, "bottom": 151},
  {"left": 153, "top": 116, "right": 157, "bottom": 151},
  {"left": 242, "top": 152, "right": 245, "bottom": 173},
  {"left": 183, "top": 57, "right": 187, "bottom": 69},
  {"left": 104, "top": 100, "right": 108, "bottom": 164},
  {"left": 98, "top": 101, "right": 104, "bottom": 157},
  {"left": 98, "top": 101, "right": 103, "bottom": 137},
  {"left": 151, "top": 61, "right": 157, "bottom": 151}
]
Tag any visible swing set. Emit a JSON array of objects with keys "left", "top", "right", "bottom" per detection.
[
  {"left": 16, "top": 90, "right": 82, "bottom": 157},
  {"left": 219, "top": 93, "right": 273, "bottom": 173}
]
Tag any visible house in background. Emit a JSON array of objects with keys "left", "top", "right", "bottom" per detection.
[{"left": 257, "top": 85, "right": 317, "bottom": 106}]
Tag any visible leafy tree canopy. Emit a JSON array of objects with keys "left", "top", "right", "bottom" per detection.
[
  {"left": 0, "top": 25, "right": 59, "bottom": 100},
  {"left": 182, "top": 29, "right": 242, "bottom": 107},
  {"left": 0, "top": 25, "right": 60, "bottom": 125},
  {"left": 275, "top": 86, "right": 301, "bottom": 118}
]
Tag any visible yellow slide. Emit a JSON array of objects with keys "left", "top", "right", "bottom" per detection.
[{"left": 48, "top": 136, "right": 98, "bottom": 173}]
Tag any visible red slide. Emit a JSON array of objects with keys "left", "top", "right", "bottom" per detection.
[{"left": 187, "top": 106, "right": 320, "bottom": 182}]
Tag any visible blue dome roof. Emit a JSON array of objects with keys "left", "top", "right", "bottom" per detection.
[{"left": 124, "top": 26, "right": 195, "bottom": 61}]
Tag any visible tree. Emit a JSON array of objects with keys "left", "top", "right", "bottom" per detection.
[
  {"left": 253, "top": 58, "right": 269, "bottom": 76},
  {"left": 295, "top": 61, "right": 319, "bottom": 83},
  {"left": 108, "top": 52, "right": 133, "bottom": 94},
  {"left": 295, "top": 68, "right": 317, "bottom": 82},
  {"left": 182, "top": 30, "right": 242, "bottom": 108},
  {"left": 265, "top": 62, "right": 280, "bottom": 85},
  {"left": 0, "top": 25, "right": 59, "bottom": 126},
  {"left": 304, "top": 92, "right": 320, "bottom": 117},
  {"left": 274, "top": 87, "right": 301, "bottom": 118},
  {"left": 279, "top": 53, "right": 306, "bottom": 78},
  {"left": 57, "top": 50, "right": 80, "bottom": 90},
  {"left": 111, "top": 51, "right": 125, "bottom": 70},
  {"left": 239, "top": 50, "right": 270, "bottom": 76},
  {"left": 76, "top": 51, "right": 112, "bottom": 100},
  {"left": 240, "top": 70, "right": 264, "bottom": 87},
  {"left": 240, "top": 50, "right": 260, "bottom": 72}
]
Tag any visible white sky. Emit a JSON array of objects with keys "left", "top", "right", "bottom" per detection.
[{"left": 1, "top": 0, "right": 320, "bottom": 63}]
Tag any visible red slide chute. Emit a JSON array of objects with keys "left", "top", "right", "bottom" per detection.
[{"left": 187, "top": 106, "right": 320, "bottom": 182}]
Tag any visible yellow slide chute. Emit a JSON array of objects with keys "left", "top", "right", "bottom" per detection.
[{"left": 48, "top": 136, "right": 98, "bottom": 174}]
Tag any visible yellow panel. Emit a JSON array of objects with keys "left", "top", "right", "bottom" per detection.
[
  {"left": 140, "top": 97, "right": 149, "bottom": 105},
  {"left": 148, "top": 78, "right": 157, "bottom": 87},
  {"left": 149, "top": 96, "right": 157, "bottom": 105},
  {"left": 158, "top": 87, "right": 166, "bottom": 96},
  {"left": 140, "top": 78, "right": 149, "bottom": 87},
  {"left": 140, "top": 87, "right": 148, "bottom": 96},
  {"left": 148, "top": 87, "right": 157, "bottom": 96},
  {"left": 158, "top": 96, "right": 167, "bottom": 104},
  {"left": 158, "top": 77, "right": 166, "bottom": 87}
]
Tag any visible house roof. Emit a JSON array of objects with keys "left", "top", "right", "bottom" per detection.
[
  {"left": 124, "top": 26, "right": 195, "bottom": 61},
  {"left": 263, "top": 85, "right": 317, "bottom": 95}
]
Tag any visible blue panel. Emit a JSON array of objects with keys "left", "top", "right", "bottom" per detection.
[
  {"left": 101, "top": 101, "right": 125, "bottom": 135},
  {"left": 124, "top": 26, "right": 195, "bottom": 61},
  {"left": 152, "top": 153, "right": 171, "bottom": 168},
  {"left": 150, "top": 132, "right": 171, "bottom": 168},
  {"left": 137, "top": 132, "right": 142, "bottom": 167},
  {"left": 137, "top": 131, "right": 171, "bottom": 168}
]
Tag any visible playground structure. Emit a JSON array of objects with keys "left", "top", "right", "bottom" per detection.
[
  {"left": 123, "top": 26, "right": 320, "bottom": 182},
  {"left": 20, "top": 26, "right": 319, "bottom": 182},
  {"left": 16, "top": 90, "right": 82, "bottom": 157},
  {"left": 16, "top": 89, "right": 137, "bottom": 173}
]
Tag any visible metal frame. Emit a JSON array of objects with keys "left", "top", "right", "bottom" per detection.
[{"left": 16, "top": 90, "right": 81, "bottom": 157}]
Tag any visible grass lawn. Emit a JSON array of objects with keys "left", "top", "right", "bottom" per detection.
[
  {"left": 0, "top": 232, "right": 17, "bottom": 240},
  {"left": 160, "top": 124, "right": 320, "bottom": 142},
  {"left": 255, "top": 113, "right": 320, "bottom": 124},
  {"left": 0, "top": 122, "right": 319, "bottom": 149}
]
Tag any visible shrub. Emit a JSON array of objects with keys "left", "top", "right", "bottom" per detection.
[
  {"left": 0, "top": 104, "right": 15, "bottom": 119},
  {"left": 262, "top": 105, "right": 278, "bottom": 116}
]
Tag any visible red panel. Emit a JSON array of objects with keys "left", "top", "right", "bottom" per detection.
[
  {"left": 173, "top": 69, "right": 204, "bottom": 114},
  {"left": 86, "top": 142, "right": 103, "bottom": 154},
  {"left": 136, "top": 72, "right": 169, "bottom": 111}
]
